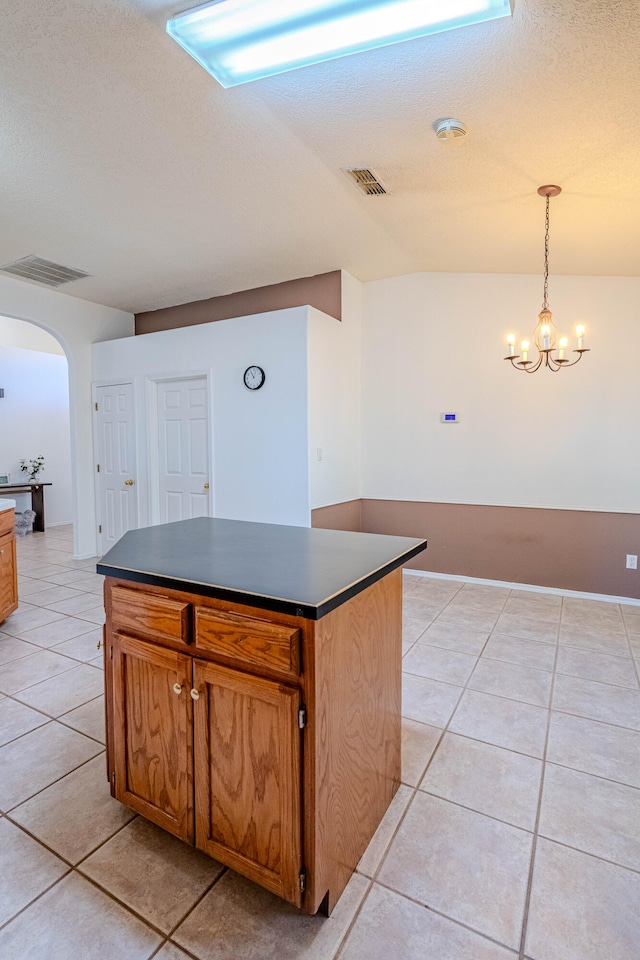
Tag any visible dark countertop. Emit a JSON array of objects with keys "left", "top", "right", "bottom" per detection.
[{"left": 97, "top": 517, "right": 426, "bottom": 619}]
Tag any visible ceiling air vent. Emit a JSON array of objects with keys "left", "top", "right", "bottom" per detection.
[
  {"left": 342, "top": 167, "right": 387, "bottom": 196},
  {"left": 0, "top": 255, "right": 91, "bottom": 287}
]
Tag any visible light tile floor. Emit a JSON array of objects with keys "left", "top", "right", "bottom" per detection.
[{"left": 1, "top": 526, "right": 639, "bottom": 959}]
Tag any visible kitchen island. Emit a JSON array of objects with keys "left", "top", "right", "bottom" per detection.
[{"left": 98, "top": 517, "right": 426, "bottom": 915}]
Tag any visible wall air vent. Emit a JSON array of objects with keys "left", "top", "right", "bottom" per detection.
[
  {"left": 342, "top": 167, "right": 387, "bottom": 196},
  {"left": 0, "top": 255, "right": 91, "bottom": 287}
]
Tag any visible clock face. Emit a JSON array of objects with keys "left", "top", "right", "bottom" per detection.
[{"left": 243, "top": 365, "right": 265, "bottom": 390}]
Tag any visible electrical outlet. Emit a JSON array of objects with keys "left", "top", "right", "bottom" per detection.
[{"left": 626, "top": 555, "right": 638, "bottom": 570}]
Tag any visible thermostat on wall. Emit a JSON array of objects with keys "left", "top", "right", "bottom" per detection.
[{"left": 440, "top": 413, "right": 460, "bottom": 423}]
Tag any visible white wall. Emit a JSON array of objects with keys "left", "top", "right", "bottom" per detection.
[
  {"left": 307, "top": 271, "right": 362, "bottom": 509},
  {"left": 0, "top": 345, "right": 72, "bottom": 525},
  {"left": 92, "top": 307, "right": 311, "bottom": 530},
  {"left": 362, "top": 272, "right": 640, "bottom": 513},
  {"left": 0, "top": 275, "right": 134, "bottom": 556}
]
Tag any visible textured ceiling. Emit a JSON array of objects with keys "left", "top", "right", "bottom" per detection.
[{"left": 1, "top": 0, "right": 639, "bottom": 313}]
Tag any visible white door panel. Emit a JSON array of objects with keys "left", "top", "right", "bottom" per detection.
[
  {"left": 157, "top": 377, "right": 210, "bottom": 524},
  {"left": 96, "top": 383, "right": 137, "bottom": 553}
]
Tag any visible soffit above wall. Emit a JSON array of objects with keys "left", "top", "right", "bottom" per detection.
[
  {"left": 135, "top": 271, "right": 342, "bottom": 334},
  {"left": 0, "top": 1, "right": 638, "bottom": 314}
]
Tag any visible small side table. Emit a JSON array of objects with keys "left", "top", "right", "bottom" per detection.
[{"left": 0, "top": 483, "right": 52, "bottom": 532}]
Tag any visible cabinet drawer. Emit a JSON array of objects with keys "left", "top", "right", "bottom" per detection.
[
  {"left": 0, "top": 509, "right": 14, "bottom": 539},
  {"left": 111, "top": 585, "right": 190, "bottom": 644},
  {"left": 194, "top": 607, "right": 300, "bottom": 676}
]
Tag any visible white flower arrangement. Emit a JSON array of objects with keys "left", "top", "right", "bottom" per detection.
[{"left": 19, "top": 455, "right": 45, "bottom": 482}]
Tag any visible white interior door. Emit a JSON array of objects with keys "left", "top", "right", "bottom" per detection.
[
  {"left": 157, "top": 377, "right": 210, "bottom": 523},
  {"left": 96, "top": 382, "right": 138, "bottom": 553}
]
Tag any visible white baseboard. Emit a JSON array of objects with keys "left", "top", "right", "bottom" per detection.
[{"left": 402, "top": 568, "right": 640, "bottom": 607}]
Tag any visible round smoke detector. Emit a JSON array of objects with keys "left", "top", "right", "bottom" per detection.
[{"left": 434, "top": 118, "right": 468, "bottom": 141}]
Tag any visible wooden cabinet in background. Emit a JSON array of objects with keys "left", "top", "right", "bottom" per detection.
[
  {"left": 103, "top": 568, "right": 402, "bottom": 915},
  {"left": 0, "top": 508, "right": 18, "bottom": 623}
]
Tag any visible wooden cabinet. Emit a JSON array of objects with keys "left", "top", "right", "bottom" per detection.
[
  {"left": 193, "top": 660, "right": 303, "bottom": 906},
  {"left": 0, "top": 508, "right": 18, "bottom": 623},
  {"left": 112, "top": 634, "right": 194, "bottom": 842},
  {"left": 104, "top": 568, "right": 401, "bottom": 915}
]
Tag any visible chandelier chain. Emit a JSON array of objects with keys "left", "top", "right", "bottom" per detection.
[
  {"left": 542, "top": 195, "right": 550, "bottom": 311},
  {"left": 503, "top": 184, "right": 589, "bottom": 372}
]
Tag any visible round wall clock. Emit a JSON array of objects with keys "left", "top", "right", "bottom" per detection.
[{"left": 243, "top": 365, "right": 265, "bottom": 390}]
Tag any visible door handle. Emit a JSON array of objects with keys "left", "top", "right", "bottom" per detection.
[
  {"left": 203, "top": 483, "right": 209, "bottom": 490},
  {"left": 124, "top": 479, "right": 135, "bottom": 486}
]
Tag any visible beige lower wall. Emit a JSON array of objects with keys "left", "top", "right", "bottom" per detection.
[
  {"left": 312, "top": 499, "right": 640, "bottom": 599},
  {"left": 311, "top": 499, "right": 362, "bottom": 532}
]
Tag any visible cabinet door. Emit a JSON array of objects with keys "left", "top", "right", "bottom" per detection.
[
  {"left": 0, "top": 532, "right": 18, "bottom": 622},
  {"left": 112, "top": 634, "right": 193, "bottom": 842},
  {"left": 193, "top": 660, "right": 303, "bottom": 907}
]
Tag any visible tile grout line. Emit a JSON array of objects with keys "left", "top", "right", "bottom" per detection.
[
  {"left": 0, "top": 689, "right": 105, "bottom": 745},
  {"left": 371, "top": 877, "right": 521, "bottom": 957},
  {"left": 69, "top": 869, "right": 178, "bottom": 941},
  {"left": 331, "top": 877, "right": 375, "bottom": 960},
  {"left": 517, "top": 599, "right": 561, "bottom": 960},
  {"left": 1, "top": 745, "right": 104, "bottom": 816},
  {"left": 0, "top": 867, "right": 74, "bottom": 935},
  {"left": 163, "top": 866, "right": 229, "bottom": 942},
  {"left": 539, "top": 757, "right": 640, "bottom": 793},
  {"left": 410, "top": 583, "right": 566, "bottom": 958},
  {"left": 356, "top": 585, "right": 516, "bottom": 952},
  {"left": 374, "top": 588, "right": 510, "bottom": 855},
  {"left": 3, "top": 804, "right": 136, "bottom": 875},
  {"left": 547, "top": 705, "right": 640, "bottom": 735},
  {"left": 623, "top": 617, "right": 640, "bottom": 688},
  {"left": 2, "top": 801, "right": 220, "bottom": 949},
  {"left": 522, "top": 833, "right": 640, "bottom": 878}
]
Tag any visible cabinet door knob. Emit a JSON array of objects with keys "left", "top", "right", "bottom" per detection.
[
  {"left": 203, "top": 483, "right": 209, "bottom": 490},
  {"left": 173, "top": 683, "right": 183, "bottom": 695},
  {"left": 190, "top": 688, "right": 200, "bottom": 701},
  {"left": 124, "top": 479, "right": 135, "bottom": 486}
]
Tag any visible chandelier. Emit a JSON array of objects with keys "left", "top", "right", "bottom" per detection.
[{"left": 504, "top": 185, "right": 589, "bottom": 373}]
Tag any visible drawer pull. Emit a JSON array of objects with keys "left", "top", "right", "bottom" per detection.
[
  {"left": 190, "top": 688, "right": 200, "bottom": 701},
  {"left": 173, "top": 683, "right": 183, "bottom": 695}
]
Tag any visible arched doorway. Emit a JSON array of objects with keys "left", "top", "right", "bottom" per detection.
[{"left": 0, "top": 316, "right": 73, "bottom": 541}]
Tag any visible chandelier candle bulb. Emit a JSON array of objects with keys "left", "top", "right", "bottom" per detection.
[
  {"left": 576, "top": 325, "right": 585, "bottom": 349},
  {"left": 542, "top": 325, "right": 550, "bottom": 350},
  {"left": 521, "top": 340, "right": 530, "bottom": 362},
  {"left": 507, "top": 334, "right": 516, "bottom": 356},
  {"left": 558, "top": 337, "right": 568, "bottom": 360}
]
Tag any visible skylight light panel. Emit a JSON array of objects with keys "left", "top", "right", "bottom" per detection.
[{"left": 167, "top": 0, "right": 513, "bottom": 88}]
